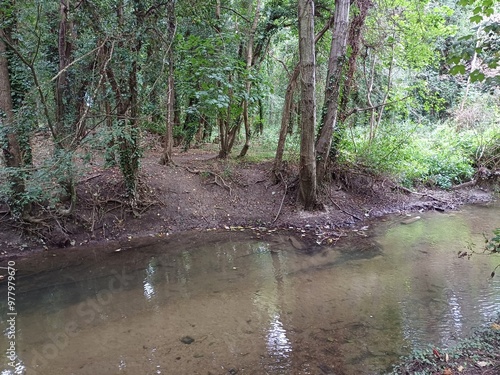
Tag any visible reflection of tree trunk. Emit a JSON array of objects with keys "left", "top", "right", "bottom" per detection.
[
  {"left": 298, "top": 0, "right": 317, "bottom": 210},
  {"left": 315, "top": 0, "right": 350, "bottom": 183},
  {"left": 0, "top": 28, "right": 28, "bottom": 216}
]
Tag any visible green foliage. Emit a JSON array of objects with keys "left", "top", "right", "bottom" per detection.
[
  {"left": 449, "top": 0, "right": 500, "bottom": 83},
  {"left": 252, "top": 121, "right": 301, "bottom": 162},
  {"left": 338, "top": 121, "right": 483, "bottom": 189},
  {"left": 142, "top": 121, "right": 166, "bottom": 135}
]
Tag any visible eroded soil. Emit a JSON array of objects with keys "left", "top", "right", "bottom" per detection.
[{"left": 0, "top": 145, "right": 496, "bottom": 263}]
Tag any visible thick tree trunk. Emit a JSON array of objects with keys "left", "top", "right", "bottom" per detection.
[
  {"left": 298, "top": 0, "right": 317, "bottom": 210},
  {"left": 273, "top": 15, "right": 335, "bottom": 181},
  {"left": 332, "top": 0, "right": 373, "bottom": 159},
  {"left": 315, "top": 0, "right": 350, "bottom": 183},
  {"left": 55, "top": 0, "right": 73, "bottom": 148},
  {"left": 338, "top": 0, "right": 372, "bottom": 123},
  {"left": 0, "top": 28, "right": 27, "bottom": 216},
  {"left": 160, "top": 0, "right": 176, "bottom": 165}
]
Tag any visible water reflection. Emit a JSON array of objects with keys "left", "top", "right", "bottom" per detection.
[
  {"left": 447, "top": 292, "right": 464, "bottom": 330},
  {"left": 143, "top": 281, "right": 155, "bottom": 300},
  {"left": 143, "top": 261, "right": 157, "bottom": 301},
  {"left": 266, "top": 314, "right": 292, "bottom": 367}
]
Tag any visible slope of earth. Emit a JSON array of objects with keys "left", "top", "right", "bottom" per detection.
[{"left": 0, "top": 144, "right": 496, "bottom": 260}]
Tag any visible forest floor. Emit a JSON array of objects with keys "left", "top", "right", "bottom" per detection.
[{"left": 0, "top": 142, "right": 496, "bottom": 260}]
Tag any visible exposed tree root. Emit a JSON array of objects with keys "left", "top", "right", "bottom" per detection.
[{"left": 184, "top": 166, "right": 232, "bottom": 195}]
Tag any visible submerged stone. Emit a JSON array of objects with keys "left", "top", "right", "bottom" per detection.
[
  {"left": 180, "top": 336, "right": 195, "bottom": 344},
  {"left": 401, "top": 216, "right": 421, "bottom": 225}
]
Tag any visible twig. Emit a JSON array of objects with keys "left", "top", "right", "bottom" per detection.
[
  {"left": 273, "top": 174, "right": 288, "bottom": 223},
  {"left": 451, "top": 179, "right": 477, "bottom": 190},
  {"left": 79, "top": 173, "right": 103, "bottom": 183},
  {"left": 392, "top": 185, "right": 448, "bottom": 203},
  {"left": 329, "top": 196, "right": 362, "bottom": 221},
  {"left": 184, "top": 167, "right": 232, "bottom": 195}
]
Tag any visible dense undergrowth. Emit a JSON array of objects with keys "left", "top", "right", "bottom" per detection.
[{"left": 252, "top": 94, "right": 500, "bottom": 190}]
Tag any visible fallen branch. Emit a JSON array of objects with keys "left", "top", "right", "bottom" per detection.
[
  {"left": 79, "top": 173, "right": 103, "bottom": 183},
  {"left": 451, "top": 179, "right": 478, "bottom": 190},
  {"left": 273, "top": 174, "right": 288, "bottom": 223},
  {"left": 329, "top": 196, "right": 362, "bottom": 221},
  {"left": 392, "top": 185, "right": 448, "bottom": 203}
]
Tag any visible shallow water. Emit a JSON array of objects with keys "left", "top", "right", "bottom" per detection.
[{"left": 1, "top": 203, "right": 499, "bottom": 375}]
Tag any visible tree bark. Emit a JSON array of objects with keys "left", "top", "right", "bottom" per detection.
[
  {"left": 273, "top": 15, "right": 335, "bottom": 180},
  {"left": 160, "top": 0, "right": 176, "bottom": 165},
  {"left": 273, "top": 65, "right": 300, "bottom": 180},
  {"left": 298, "top": 0, "right": 317, "bottom": 210},
  {"left": 315, "top": 0, "right": 350, "bottom": 183},
  {"left": 338, "top": 0, "right": 372, "bottom": 123},
  {"left": 239, "top": 0, "right": 261, "bottom": 158},
  {"left": 0, "top": 28, "right": 27, "bottom": 216}
]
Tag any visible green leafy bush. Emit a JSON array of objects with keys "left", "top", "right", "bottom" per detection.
[{"left": 338, "top": 121, "right": 480, "bottom": 189}]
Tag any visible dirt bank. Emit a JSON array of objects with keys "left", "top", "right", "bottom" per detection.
[{"left": 0, "top": 146, "right": 496, "bottom": 261}]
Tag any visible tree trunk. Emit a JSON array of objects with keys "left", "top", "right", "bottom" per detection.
[
  {"left": 55, "top": 0, "right": 74, "bottom": 148},
  {"left": 332, "top": 0, "right": 373, "bottom": 160},
  {"left": 338, "top": 0, "right": 372, "bottom": 123},
  {"left": 273, "top": 65, "right": 300, "bottom": 180},
  {"left": 298, "top": 0, "right": 317, "bottom": 210},
  {"left": 160, "top": 0, "right": 176, "bottom": 165},
  {"left": 239, "top": 0, "right": 261, "bottom": 158},
  {"left": 315, "top": 0, "right": 350, "bottom": 183},
  {"left": 0, "top": 28, "right": 27, "bottom": 216},
  {"left": 273, "top": 14, "right": 335, "bottom": 181}
]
